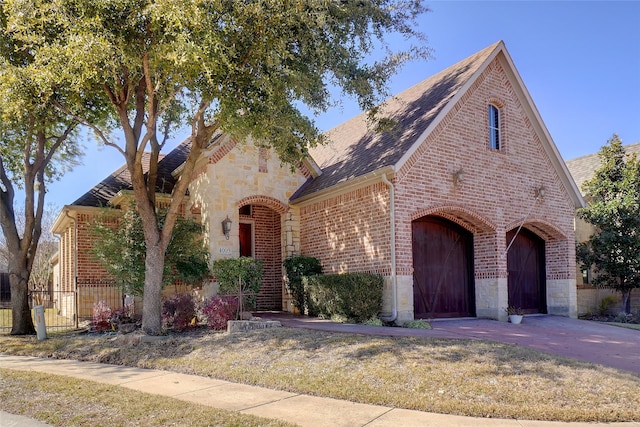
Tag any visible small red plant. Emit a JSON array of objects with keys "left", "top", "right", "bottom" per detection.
[
  {"left": 162, "top": 293, "right": 197, "bottom": 331},
  {"left": 92, "top": 300, "right": 113, "bottom": 332},
  {"left": 201, "top": 295, "right": 239, "bottom": 330}
]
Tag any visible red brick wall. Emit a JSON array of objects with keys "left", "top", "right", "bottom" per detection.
[
  {"left": 251, "top": 205, "right": 282, "bottom": 310},
  {"left": 76, "top": 212, "right": 117, "bottom": 284},
  {"left": 393, "top": 57, "right": 576, "bottom": 281},
  {"left": 300, "top": 182, "right": 392, "bottom": 276}
]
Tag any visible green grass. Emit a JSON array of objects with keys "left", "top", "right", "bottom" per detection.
[
  {"left": 1, "top": 327, "right": 639, "bottom": 423},
  {"left": 0, "top": 368, "right": 296, "bottom": 427}
]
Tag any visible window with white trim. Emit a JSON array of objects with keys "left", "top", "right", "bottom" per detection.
[{"left": 488, "top": 104, "right": 500, "bottom": 150}]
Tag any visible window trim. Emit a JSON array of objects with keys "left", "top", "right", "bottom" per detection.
[{"left": 488, "top": 103, "right": 501, "bottom": 150}]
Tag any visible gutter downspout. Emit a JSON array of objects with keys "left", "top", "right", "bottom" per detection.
[{"left": 379, "top": 174, "right": 397, "bottom": 322}]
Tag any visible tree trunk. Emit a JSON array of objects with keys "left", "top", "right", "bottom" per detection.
[
  {"left": 9, "top": 262, "right": 35, "bottom": 335},
  {"left": 620, "top": 291, "right": 631, "bottom": 315},
  {"left": 141, "top": 241, "right": 166, "bottom": 335}
]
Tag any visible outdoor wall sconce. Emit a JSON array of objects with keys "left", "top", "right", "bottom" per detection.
[
  {"left": 221, "top": 216, "right": 232, "bottom": 240},
  {"left": 452, "top": 169, "right": 465, "bottom": 187},
  {"left": 534, "top": 186, "right": 545, "bottom": 200}
]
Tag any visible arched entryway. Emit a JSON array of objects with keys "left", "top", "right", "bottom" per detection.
[
  {"left": 506, "top": 228, "right": 546, "bottom": 314},
  {"left": 238, "top": 202, "right": 283, "bottom": 311},
  {"left": 412, "top": 216, "right": 475, "bottom": 318}
]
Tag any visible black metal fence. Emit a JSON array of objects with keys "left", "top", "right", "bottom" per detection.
[
  {"left": 1, "top": 289, "right": 77, "bottom": 333},
  {"left": 0, "top": 281, "right": 127, "bottom": 334}
]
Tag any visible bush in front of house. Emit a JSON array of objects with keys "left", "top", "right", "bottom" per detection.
[
  {"left": 283, "top": 255, "right": 323, "bottom": 314},
  {"left": 162, "top": 293, "right": 197, "bottom": 331},
  {"left": 305, "top": 272, "right": 383, "bottom": 323},
  {"left": 201, "top": 295, "right": 239, "bottom": 330},
  {"left": 211, "top": 257, "right": 263, "bottom": 311}
]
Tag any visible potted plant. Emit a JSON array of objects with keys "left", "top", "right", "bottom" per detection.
[{"left": 505, "top": 306, "right": 524, "bottom": 324}]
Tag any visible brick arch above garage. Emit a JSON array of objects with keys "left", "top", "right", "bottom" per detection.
[
  {"left": 411, "top": 204, "right": 496, "bottom": 234},
  {"left": 505, "top": 217, "right": 567, "bottom": 242}
]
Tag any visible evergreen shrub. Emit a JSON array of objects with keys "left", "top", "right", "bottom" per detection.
[
  {"left": 305, "top": 272, "right": 383, "bottom": 323},
  {"left": 283, "top": 255, "right": 323, "bottom": 313}
]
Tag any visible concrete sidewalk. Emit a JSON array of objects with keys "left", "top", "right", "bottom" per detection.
[{"left": 1, "top": 354, "right": 639, "bottom": 427}]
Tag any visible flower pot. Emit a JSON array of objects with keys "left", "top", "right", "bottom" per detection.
[{"left": 508, "top": 314, "right": 523, "bottom": 324}]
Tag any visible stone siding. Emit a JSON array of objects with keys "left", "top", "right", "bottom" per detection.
[{"left": 189, "top": 142, "right": 307, "bottom": 310}]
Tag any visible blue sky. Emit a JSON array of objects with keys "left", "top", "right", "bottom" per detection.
[{"left": 45, "top": 0, "right": 640, "bottom": 208}]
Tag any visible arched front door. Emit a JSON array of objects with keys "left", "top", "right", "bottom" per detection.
[
  {"left": 506, "top": 228, "right": 546, "bottom": 314},
  {"left": 412, "top": 217, "right": 475, "bottom": 318},
  {"left": 238, "top": 204, "right": 282, "bottom": 311}
]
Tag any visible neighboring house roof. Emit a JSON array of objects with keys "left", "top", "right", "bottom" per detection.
[
  {"left": 565, "top": 142, "right": 640, "bottom": 193},
  {"left": 291, "top": 40, "right": 585, "bottom": 209}
]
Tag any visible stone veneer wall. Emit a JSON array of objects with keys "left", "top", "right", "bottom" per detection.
[{"left": 189, "top": 142, "right": 307, "bottom": 310}]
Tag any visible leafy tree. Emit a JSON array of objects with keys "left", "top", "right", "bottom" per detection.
[
  {"left": 0, "top": 9, "right": 85, "bottom": 334},
  {"left": 26, "top": 207, "right": 59, "bottom": 306},
  {"left": 4, "top": 0, "right": 430, "bottom": 334},
  {"left": 577, "top": 135, "right": 640, "bottom": 314},
  {"left": 91, "top": 207, "right": 210, "bottom": 297}
]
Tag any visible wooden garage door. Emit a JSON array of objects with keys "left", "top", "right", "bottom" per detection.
[
  {"left": 506, "top": 228, "right": 546, "bottom": 314},
  {"left": 412, "top": 217, "right": 475, "bottom": 318}
]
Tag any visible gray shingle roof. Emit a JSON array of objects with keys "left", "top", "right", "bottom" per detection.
[
  {"left": 291, "top": 42, "right": 501, "bottom": 200},
  {"left": 565, "top": 142, "right": 640, "bottom": 194},
  {"left": 72, "top": 141, "right": 191, "bottom": 207}
]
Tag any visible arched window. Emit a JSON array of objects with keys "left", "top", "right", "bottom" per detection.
[{"left": 488, "top": 104, "right": 500, "bottom": 150}]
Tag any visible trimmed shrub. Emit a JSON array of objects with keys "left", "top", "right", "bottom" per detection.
[
  {"left": 202, "top": 295, "right": 239, "bottom": 330},
  {"left": 305, "top": 273, "right": 383, "bottom": 323},
  {"left": 283, "top": 255, "right": 323, "bottom": 313},
  {"left": 162, "top": 293, "right": 197, "bottom": 331}
]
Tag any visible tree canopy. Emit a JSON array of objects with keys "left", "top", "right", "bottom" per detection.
[
  {"left": 577, "top": 135, "right": 640, "bottom": 314},
  {"left": 0, "top": 6, "right": 88, "bottom": 334},
  {"left": 3, "top": 0, "right": 431, "bottom": 334}
]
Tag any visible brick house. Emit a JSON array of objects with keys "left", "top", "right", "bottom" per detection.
[{"left": 52, "top": 40, "right": 584, "bottom": 323}]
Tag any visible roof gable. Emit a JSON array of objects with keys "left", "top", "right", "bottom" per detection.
[
  {"left": 293, "top": 41, "right": 584, "bottom": 209},
  {"left": 71, "top": 143, "right": 190, "bottom": 207},
  {"left": 294, "top": 42, "right": 500, "bottom": 199}
]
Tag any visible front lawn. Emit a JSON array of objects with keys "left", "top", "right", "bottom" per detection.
[{"left": 1, "top": 327, "right": 639, "bottom": 423}]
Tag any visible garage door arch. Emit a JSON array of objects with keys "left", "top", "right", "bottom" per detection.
[
  {"left": 412, "top": 216, "right": 475, "bottom": 318},
  {"left": 506, "top": 227, "right": 546, "bottom": 314}
]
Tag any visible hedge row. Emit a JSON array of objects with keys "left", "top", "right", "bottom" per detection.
[{"left": 305, "top": 272, "right": 383, "bottom": 323}]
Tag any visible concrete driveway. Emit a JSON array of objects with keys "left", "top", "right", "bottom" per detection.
[{"left": 261, "top": 313, "right": 640, "bottom": 375}]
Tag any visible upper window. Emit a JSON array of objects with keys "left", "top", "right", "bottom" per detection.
[{"left": 488, "top": 104, "right": 500, "bottom": 150}]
